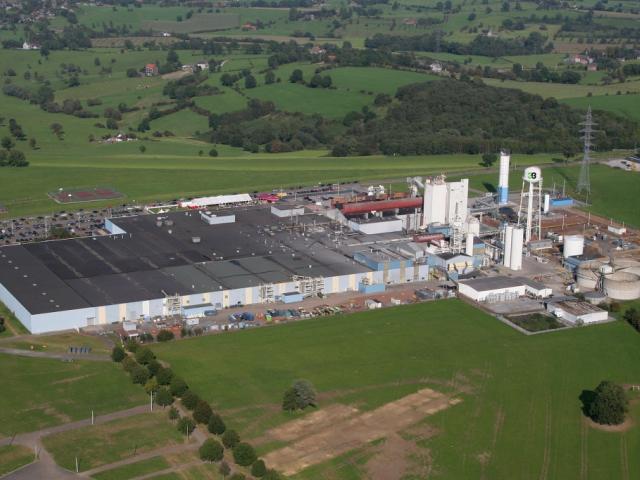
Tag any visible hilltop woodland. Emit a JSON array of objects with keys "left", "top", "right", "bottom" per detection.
[{"left": 204, "top": 79, "right": 638, "bottom": 156}]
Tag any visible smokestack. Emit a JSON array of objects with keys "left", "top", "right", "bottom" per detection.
[{"left": 498, "top": 150, "right": 510, "bottom": 204}]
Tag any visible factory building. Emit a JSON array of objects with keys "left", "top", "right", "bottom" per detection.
[
  {"left": 0, "top": 208, "right": 430, "bottom": 333},
  {"left": 458, "top": 276, "right": 552, "bottom": 302},
  {"left": 545, "top": 299, "right": 608, "bottom": 324},
  {"left": 422, "top": 177, "right": 468, "bottom": 226}
]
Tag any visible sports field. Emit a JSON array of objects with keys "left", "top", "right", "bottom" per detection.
[
  {"left": 0, "top": 354, "right": 146, "bottom": 436},
  {"left": 152, "top": 300, "right": 640, "bottom": 479}
]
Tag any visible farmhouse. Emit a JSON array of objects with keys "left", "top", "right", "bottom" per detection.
[
  {"left": 310, "top": 46, "right": 326, "bottom": 56},
  {"left": 430, "top": 62, "right": 443, "bottom": 73},
  {"left": 144, "top": 63, "right": 159, "bottom": 76}
]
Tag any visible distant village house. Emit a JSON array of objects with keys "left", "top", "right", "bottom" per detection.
[{"left": 144, "top": 63, "right": 159, "bottom": 76}]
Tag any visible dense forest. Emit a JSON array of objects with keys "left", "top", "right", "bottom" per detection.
[{"left": 330, "top": 80, "right": 638, "bottom": 156}]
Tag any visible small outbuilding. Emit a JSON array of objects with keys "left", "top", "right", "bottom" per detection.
[{"left": 546, "top": 299, "right": 608, "bottom": 324}]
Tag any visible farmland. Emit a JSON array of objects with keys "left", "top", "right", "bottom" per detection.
[
  {"left": 0, "top": 354, "right": 146, "bottom": 436},
  {"left": 152, "top": 300, "right": 640, "bottom": 479}
]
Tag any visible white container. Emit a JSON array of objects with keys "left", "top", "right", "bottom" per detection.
[{"left": 503, "top": 224, "right": 513, "bottom": 267}]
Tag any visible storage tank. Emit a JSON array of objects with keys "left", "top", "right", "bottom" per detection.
[
  {"left": 465, "top": 233, "right": 475, "bottom": 257},
  {"left": 498, "top": 151, "right": 510, "bottom": 204},
  {"left": 510, "top": 226, "right": 524, "bottom": 271},
  {"left": 576, "top": 266, "right": 599, "bottom": 289},
  {"left": 503, "top": 224, "right": 513, "bottom": 267},
  {"left": 563, "top": 235, "right": 584, "bottom": 258},
  {"left": 543, "top": 194, "right": 550, "bottom": 214},
  {"left": 604, "top": 271, "right": 640, "bottom": 300}
]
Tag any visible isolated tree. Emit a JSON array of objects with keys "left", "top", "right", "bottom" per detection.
[
  {"left": 219, "top": 461, "right": 231, "bottom": 478},
  {"left": 193, "top": 400, "right": 213, "bottom": 424},
  {"left": 222, "top": 429, "right": 240, "bottom": 449},
  {"left": 251, "top": 459, "right": 267, "bottom": 477},
  {"left": 170, "top": 376, "right": 188, "bottom": 397},
  {"left": 182, "top": 390, "right": 201, "bottom": 410},
  {"left": 1, "top": 137, "right": 14, "bottom": 151},
  {"left": 177, "top": 417, "right": 196, "bottom": 436},
  {"left": 111, "top": 345, "right": 125, "bottom": 362},
  {"left": 244, "top": 74, "right": 257, "bottom": 89},
  {"left": 139, "top": 145, "right": 146, "bottom": 153},
  {"left": 156, "top": 387, "right": 173, "bottom": 407},
  {"left": 135, "top": 346, "right": 155, "bottom": 365},
  {"left": 28, "top": 138, "right": 37, "bottom": 149},
  {"left": 481, "top": 152, "right": 498, "bottom": 167},
  {"left": 233, "top": 442, "right": 257, "bottom": 467},
  {"left": 283, "top": 379, "right": 317, "bottom": 411},
  {"left": 265, "top": 70, "right": 275, "bottom": 84},
  {"left": 208, "top": 413, "right": 226, "bottom": 435},
  {"left": 209, "top": 148, "right": 218, "bottom": 157},
  {"left": 199, "top": 438, "right": 224, "bottom": 462},
  {"left": 289, "top": 69, "right": 303, "bottom": 83},
  {"left": 309, "top": 73, "right": 323, "bottom": 88},
  {"left": 589, "top": 380, "right": 628, "bottom": 425},
  {"left": 563, "top": 145, "right": 577, "bottom": 163}
]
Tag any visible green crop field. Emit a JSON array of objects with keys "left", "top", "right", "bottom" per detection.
[
  {"left": 0, "top": 354, "right": 146, "bottom": 436},
  {"left": 152, "top": 300, "right": 640, "bottom": 479}
]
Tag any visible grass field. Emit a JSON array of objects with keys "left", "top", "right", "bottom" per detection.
[
  {"left": 562, "top": 94, "right": 640, "bottom": 122},
  {"left": 43, "top": 412, "right": 184, "bottom": 472},
  {"left": 0, "top": 445, "right": 34, "bottom": 477},
  {"left": 152, "top": 300, "right": 640, "bottom": 479},
  {"left": 0, "top": 354, "right": 146, "bottom": 436},
  {"left": 484, "top": 77, "right": 640, "bottom": 99},
  {"left": 1, "top": 331, "right": 112, "bottom": 354},
  {"left": 92, "top": 456, "right": 170, "bottom": 480}
]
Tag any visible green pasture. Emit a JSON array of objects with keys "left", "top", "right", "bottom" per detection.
[
  {"left": 152, "top": 300, "right": 640, "bottom": 479},
  {"left": 562, "top": 94, "right": 640, "bottom": 122},
  {"left": 0, "top": 354, "right": 146, "bottom": 436},
  {"left": 484, "top": 77, "right": 640, "bottom": 99}
]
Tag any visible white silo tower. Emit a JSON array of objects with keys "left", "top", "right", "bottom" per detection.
[{"left": 503, "top": 224, "right": 514, "bottom": 267}]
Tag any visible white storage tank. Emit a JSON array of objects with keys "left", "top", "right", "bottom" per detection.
[
  {"left": 563, "top": 235, "right": 584, "bottom": 258},
  {"left": 604, "top": 271, "right": 640, "bottom": 300},
  {"left": 465, "top": 232, "right": 475, "bottom": 257},
  {"left": 466, "top": 216, "right": 480, "bottom": 236},
  {"left": 510, "top": 226, "right": 524, "bottom": 271}
]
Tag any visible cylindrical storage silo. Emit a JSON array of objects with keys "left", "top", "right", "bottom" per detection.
[
  {"left": 465, "top": 233, "right": 474, "bottom": 257},
  {"left": 576, "top": 266, "right": 599, "bottom": 290},
  {"left": 604, "top": 272, "right": 640, "bottom": 300},
  {"left": 563, "top": 235, "right": 584, "bottom": 259},
  {"left": 503, "top": 224, "right": 513, "bottom": 267},
  {"left": 543, "top": 194, "right": 550, "bottom": 214},
  {"left": 510, "top": 227, "right": 524, "bottom": 271}
]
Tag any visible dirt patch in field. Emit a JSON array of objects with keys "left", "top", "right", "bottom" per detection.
[
  {"left": 51, "top": 374, "right": 94, "bottom": 385},
  {"left": 263, "top": 388, "right": 461, "bottom": 476},
  {"left": 268, "top": 404, "right": 359, "bottom": 442},
  {"left": 585, "top": 416, "right": 634, "bottom": 433}
]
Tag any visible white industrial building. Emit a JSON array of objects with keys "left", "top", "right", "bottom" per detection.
[
  {"left": 546, "top": 299, "right": 608, "bottom": 324},
  {"left": 458, "top": 276, "right": 552, "bottom": 302},
  {"left": 422, "top": 177, "right": 468, "bottom": 226}
]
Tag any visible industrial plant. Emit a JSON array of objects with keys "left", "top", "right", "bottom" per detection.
[{"left": 0, "top": 152, "right": 638, "bottom": 334}]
